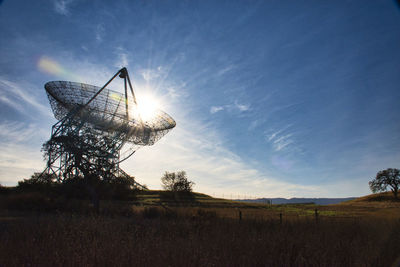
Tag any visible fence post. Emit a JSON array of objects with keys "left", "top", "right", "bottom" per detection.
[
  {"left": 315, "top": 208, "right": 318, "bottom": 223},
  {"left": 239, "top": 210, "right": 242, "bottom": 222},
  {"left": 279, "top": 213, "right": 282, "bottom": 225}
]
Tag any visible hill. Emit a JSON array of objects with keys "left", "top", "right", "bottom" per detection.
[
  {"left": 135, "top": 190, "right": 265, "bottom": 208},
  {"left": 237, "top": 197, "right": 356, "bottom": 205},
  {"left": 342, "top": 191, "right": 398, "bottom": 203}
]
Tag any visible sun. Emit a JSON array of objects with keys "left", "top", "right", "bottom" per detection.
[{"left": 135, "top": 93, "right": 160, "bottom": 121}]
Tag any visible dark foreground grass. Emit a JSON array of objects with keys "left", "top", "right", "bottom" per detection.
[{"left": 1, "top": 210, "right": 400, "bottom": 266}]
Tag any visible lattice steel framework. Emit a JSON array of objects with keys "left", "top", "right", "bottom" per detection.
[{"left": 41, "top": 67, "right": 176, "bottom": 186}]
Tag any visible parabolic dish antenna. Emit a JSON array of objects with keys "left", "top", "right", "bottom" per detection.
[
  {"left": 40, "top": 67, "right": 175, "bottom": 186},
  {"left": 45, "top": 81, "right": 176, "bottom": 146}
]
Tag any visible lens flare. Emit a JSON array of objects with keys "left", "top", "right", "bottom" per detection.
[
  {"left": 38, "top": 57, "right": 66, "bottom": 76},
  {"left": 110, "top": 92, "right": 124, "bottom": 102},
  {"left": 37, "top": 56, "right": 81, "bottom": 81}
]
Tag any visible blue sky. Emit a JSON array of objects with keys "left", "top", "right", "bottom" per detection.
[{"left": 0, "top": 0, "right": 399, "bottom": 197}]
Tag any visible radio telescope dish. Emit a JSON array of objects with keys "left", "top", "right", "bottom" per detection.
[
  {"left": 45, "top": 81, "right": 176, "bottom": 146},
  {"left": 40, "top": 67, "right": 175, "bottom": 187}
]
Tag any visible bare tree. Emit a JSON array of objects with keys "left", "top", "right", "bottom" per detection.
[{"left": 369, "top": 168, "right": 400, "bottom": 199}]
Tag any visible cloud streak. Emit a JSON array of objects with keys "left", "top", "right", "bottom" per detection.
[
  {"left": 273, "top": 134, "right": 293, "bottom": 151},
  {"left": 209, "top": 101, "right": 251, "bottom": 115},
  {"left": 266, "top": 125, "right": 295, "bottom": 152},
  {"left": 210, "top": 106, "right": 224, "bottom": 114},
  {"left": 140, "top": 68, "right": 163, "bottom": 82},
  {"left": 216, "top": 64, "right": 235, "bottom": 76},
  {"left": 0, "top": 121, "right": 48, "bottom": 185},
  {"left": 0, "top": 78, "right": 51, "bottom": 117},
  {"left": 96, "top": 24, "right": 105, "bottom": 43},
  {"left": 53, "top": 0, "right": 72, "bottom": 15},
  {"left": 234, "top": 101, "right": 250, "bottom": 112}
]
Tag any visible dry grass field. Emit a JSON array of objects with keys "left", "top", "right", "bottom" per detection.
[{"left": 1, "top": 190, "right": 400, "bottom": 266}]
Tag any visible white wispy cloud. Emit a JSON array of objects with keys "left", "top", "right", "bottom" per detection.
[
  {"left": 210, "top": 106, "right": 224, "bottom": 114},
  {"left": 139, "top": 66, "right": 167, "bottom": 82},
  {"left": 266, "top": 127, "right": 294, "bottom": 152},
  {"left": 234, "top": 101, "right": 250, "bottom": 112},
  {"left": 268, "top": 130, "right": 282, "bottom": 141},
  {"left": 273, "top": 134, "right": 293, "bottom": 151},
  {"left": 137, "top": 55, "right": 184, "bottom": 94},
  {"left": 0, "top": 121, "right": 48, "bottom": 185},
  {"left": 216, "top": 64, "right": 235, "bottom": 76},
  {"left": 165, "top": 86, "right": 183, "bottom": 100},
  {"left": 53, "top": 0, "right": 73, "bottom": 15},
  {"left": 140, "top": 69, "right": 159, "bottom": 82},
  {"left": 0, "top": 121, "right": 47, "bottom": 143},
  {"left": 210, "top": 101, "right": 250, "bottom": 115},
  {"left": 0, "top": 95, "right": 25, "bottom": 113},
  {"left": 96, "top": 24, "right": 105, "bottom": 43},
  {"left": 0, "top": 78, "right": 51, "bottom": 117}
]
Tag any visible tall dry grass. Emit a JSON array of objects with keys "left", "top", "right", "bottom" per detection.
[{"left": 1, "top": 209, "right": 399, "bottom": 266}]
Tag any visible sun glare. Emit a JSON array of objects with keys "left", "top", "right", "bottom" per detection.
[{"left": 135, "top": 93, "right": 160, "bottom": 121}]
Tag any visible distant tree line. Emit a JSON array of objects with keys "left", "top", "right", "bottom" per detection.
[
  {"left": 4, "top": 170, "right": 195, "bottom": 200},
  {"left": 16, "top": 172, "right": 139, "bottom": 201},
  {"left": 1, "top": 170, "right": 196, "bottom": 211}
]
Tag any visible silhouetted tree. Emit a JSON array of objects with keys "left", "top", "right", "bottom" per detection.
[
  {"left": 369, "top": 168, "right": 400, "bottom": 199},
  {"left": 161, "top": 171, "right": 195, "bottom": 192}
]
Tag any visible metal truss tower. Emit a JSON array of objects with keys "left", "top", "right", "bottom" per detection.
[{"left": 41, "top": 68, "right": 175, "bottom": 189}]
